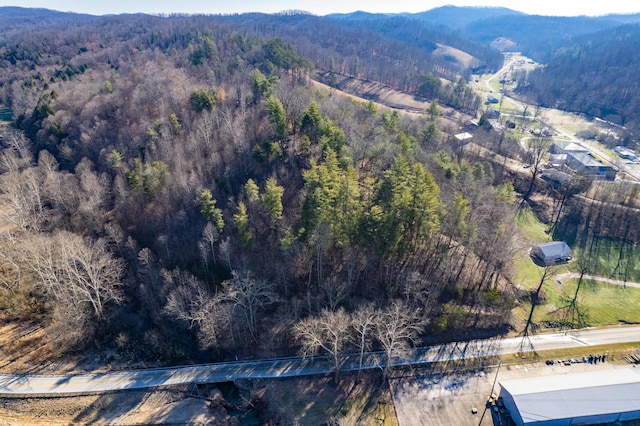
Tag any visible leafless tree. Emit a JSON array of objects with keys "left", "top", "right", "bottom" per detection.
[
  {"left": 221, "top": 270, "right": 276, "bottom": 343},
  {"left": 523, "top": 137, "right": 551, "bottom": 201},
  {"left": 1, "top": 128, "right": 32, "bottom": 164},
  {"left": 75, "top": 158, "right": 109, "bottom": 228},
  {"left": 375, "top": 300, "right": 423, "bottom": 376},
  {"left": 352, "top": 304, "right": 376, "bottom": 373},
  {"left": 0, "top": 166, "right": 44, "bottom": 230},
  {"left": 0, "top": 249, "right": 21, "bottom": 294},
  {"left": 202, "top": 221, "right": 219, "bottom": 264},
  {"left": 520, "top": 266, "right": 556, "bottom": 351},
  {"left": 20, "top": 231, "right": 124, "bottom": 319},
  {"left": 321, "top": 276, "right": 350, "bottom": 311},
  {"left": 163, "top": 269, "right": 230, "bottom": 350},
  {"left": 561, "top": 258, "right": 590, "bottom": 327},
  {"left": 293, "top": 308, "right": 352, "bottom": 380},
  {"left": 218, "top": 236, "right": 232, "bottom": 271}
]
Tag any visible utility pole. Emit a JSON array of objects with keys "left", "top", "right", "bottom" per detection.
[{"left": 478, "top": 361, "right": 502, "bottom": 426}]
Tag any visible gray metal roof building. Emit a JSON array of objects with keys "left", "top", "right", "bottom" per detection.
[
  {"left": 530, "top": 241, "right": 572, "bottom": 267},
  {"left": 499, "top": 367, "right": 640, "bottom": 426}
]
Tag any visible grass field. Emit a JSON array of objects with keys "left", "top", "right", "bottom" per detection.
[
  {"left": 515, "top": 207, "right": 549, "bottom": 242},
  {"left": 513, "top": 205, "right": 640, "bottom": 328},
  {"left": 569, "top": 242, "right": 640, "bottom": 283}
]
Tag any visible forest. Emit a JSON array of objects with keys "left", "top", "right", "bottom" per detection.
[
  {"left": 0, "top": 7, "right": 638, "bottom": 370},
  {"left": 0, "top": 9, "right": 516, "bottom": 364},
  {"left": 515, "top": 24, "right": 640, "bottom": 143}
]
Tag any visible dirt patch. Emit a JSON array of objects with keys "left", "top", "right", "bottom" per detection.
[
  {"left": 0, "top": 322, "right": 58, "bottom": 374},
  {"left": 0, "top": 387, "right": 228, "bottom": 425},
  {"left": 251, "top": 372, "right": 398, "bottom": 425},
  {"left": 433, "top": 44, "right": 477, "bottom": 69}
]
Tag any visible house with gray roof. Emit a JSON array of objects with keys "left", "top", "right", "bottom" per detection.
[{"left": 530, "top": 241, "right": 572, "bottom": 266}]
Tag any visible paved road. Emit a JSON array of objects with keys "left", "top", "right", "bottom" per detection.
[
  {"left": 556, "top": 273, "right": 640, "bottom": 289},
  {"left": 482, "top": 55, "right": 640, "bottom": 182},
  {"left": 1, "top": 326, "right": 638, "bottom": 395}
]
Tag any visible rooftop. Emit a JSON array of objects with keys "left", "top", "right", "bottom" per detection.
[
  {"left": 554, "top": 141, "right": 588, "bottom": 152},
  {"left": 500, "top": 367, "right": 640, "bottom": 424},
  {"left": 568, "top": 152, "right": 606, "bottom": 168}
]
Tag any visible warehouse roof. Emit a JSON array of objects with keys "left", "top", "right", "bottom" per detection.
[{"left": 500, "top": 368, "right": 640, "bottom": 424}]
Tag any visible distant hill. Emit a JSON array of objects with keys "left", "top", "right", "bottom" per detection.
[
  {"left": 219, "top": 12, "right": 502, "bottom": 87},
  {"left": 0, "top": 6, "right": 96, "bottom": 31},
  {"left": 406, "top": 5, "right": 524, "bottom": 30},
  {"left": 597, "top": 13, "right": 640, "bottom": 24},
  {"left": 327, "top": 5, "right": 640, "bottom": 143},
  {"left": 321, "top": 14, "right": 504, "bottom": 72},
  {"left": 516, "top": 23, "right": 640, "bottom": 140},
  {"left": 331, "top": 6, "right": 640, "bottom": 64},
  {"left": 461, "top": 15, "right": 622, "bottom": 62},
  {"left": 4, "top": 5, "right": 640, "bottom": 141}
]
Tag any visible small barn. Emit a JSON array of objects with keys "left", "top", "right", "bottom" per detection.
[
  {"left": 499, "top": 367, "right": 640, "bottom": 426},
  {"left": 530, "top": 241, "right": 572, "bottom": 266}
]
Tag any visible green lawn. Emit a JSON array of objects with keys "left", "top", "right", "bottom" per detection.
[
  {"left": 530, "top": 278, "right": 640, "bottom": 326},
  {"left": 515, "top": 206, "right": 549, "bottom": 243},
  {"left": 568, "top": 242, "right": 640, "bottom": 283},
  {"left": 513, "top": 205, "right": 640, "bottom": 327}
]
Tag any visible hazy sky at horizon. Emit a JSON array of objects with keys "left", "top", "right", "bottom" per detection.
[{"left": 0, "top": 0, "right": 638, "bottom": 17}]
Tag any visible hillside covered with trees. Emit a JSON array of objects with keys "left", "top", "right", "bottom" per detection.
[
  {"left": 515, "top": 24, "right": 640, "bottom": 144},
  {"left": 0, "top": 8, "right": 518, "bottom": 364},
  {"left": 329, "top": 6, "right": 640, "bottom": 141}
]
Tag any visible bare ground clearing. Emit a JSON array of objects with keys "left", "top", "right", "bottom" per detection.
[
  {"left": 0, "top": 387, "right": 226, "bottom": 425},
  {"left": 391, "top": 360, "right": 633, "bottom": 426},
  {"left": 311, "top": 73, "right": 469, "bottom": 124}
]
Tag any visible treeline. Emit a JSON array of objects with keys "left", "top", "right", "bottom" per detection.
[
  {"left": 515, "top": 24, "right": 640, "bottom": 145},
  {"left": 325, "top": 15, "right": 504, "bottom": 74},
  {"left": 218, "top": 12, "right": 501, "bottom": 91},
  {"left": 463, "top": 15, "right": 620, "bottom": 62},
  {"left": 0, "top": 11, "right": 516, "bottom": 364}
]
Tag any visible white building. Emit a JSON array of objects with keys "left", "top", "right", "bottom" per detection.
[
  {"left": 615, "top": 146, "right": 638, "bottom": 162},
  {"left": 499, "top": 367, "right": 640, "bottom": 426}
]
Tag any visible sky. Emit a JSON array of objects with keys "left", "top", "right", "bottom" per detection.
[{"left": 0, "top": 0, "right": 638, "bottom": 17}]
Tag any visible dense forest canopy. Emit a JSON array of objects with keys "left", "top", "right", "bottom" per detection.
[{"left": 0, "top": 8, "right": 518, "bottom": 363}]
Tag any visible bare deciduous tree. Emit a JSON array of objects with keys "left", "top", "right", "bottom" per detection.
[
  {"left": 523, "top": 137, "right": 551, "bottom": 201},
  {"left": 75, "top": 158, "right": 109, "bottom": 228},
  {"left": 163, "top": 269, "right": 230, "bottom": 349},
  {"left": 294, "top": 308, "right": 352, "bottom": 380},
  {"left": 0, "top": 249, "right": 21, "bottom": 294},
  {"left": 202, "top": 221, "right": 219, "bottom": 264},
  {"left": 221, "top": 270, "right": 276, "bottom": 343},
  {"left": 20, "top": 231, "right": 124, "bottom": 319},
  {"left": 321, "top": 276, "right": 350, "bottom": 311},
  {"left": 0, "top": 167, "right": 44, "bottom": 230},
  {"left": 352, "top": 304, "right": 376, "bottom": 373},
  {"left": 375, "top": 300, "right": 423, "bottom": 376}
]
